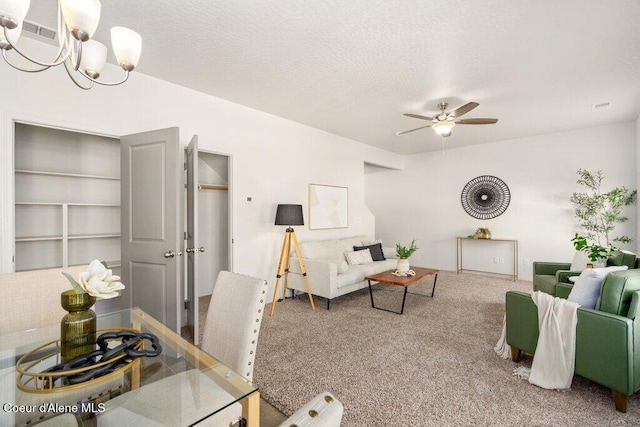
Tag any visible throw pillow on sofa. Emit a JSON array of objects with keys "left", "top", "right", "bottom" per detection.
[
  {"left": 353, "top": 243, "right": 385, "bottom": 261},
  {"left": 568, "top": 265, "right": 628, "bottom": 308},
  {"left": 345, "top": 249, "right": 373, "bottom": 265}
]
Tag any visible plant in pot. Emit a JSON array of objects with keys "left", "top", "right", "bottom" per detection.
[
  {"left": 61, "top": 260, "right": 125, "bottom": 362},
  {"left": 395, "top": 239, "right": 418, "bottom": 273},
  {"left": 570, "top": 169, "right": 636, "bottom": 266}
]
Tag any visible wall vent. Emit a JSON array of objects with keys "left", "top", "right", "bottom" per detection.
[
  {"left": 38, "top": 26, "right": 57, "bottom": 41},
  {"left": 21, "top": 20, "right": 58, "bottom": 44},
  {"left": 22, "top": 20, "right": 39, "bottom": 36}
]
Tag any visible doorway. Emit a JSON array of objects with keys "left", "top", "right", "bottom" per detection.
[{"left": 186, "top": 150, "right": 232, "bottom": 297}]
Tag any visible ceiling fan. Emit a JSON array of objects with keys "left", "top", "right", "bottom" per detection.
[{"left": 397, "top": 102, "right": 498, "bottom": 138}]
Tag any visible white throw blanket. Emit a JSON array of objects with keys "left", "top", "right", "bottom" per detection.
[
  {"left": 494, "top": 314, "right": 511, "bottom": 359},
  {"left": 496, "top": 291, "right": 579, "bottom": 390}
]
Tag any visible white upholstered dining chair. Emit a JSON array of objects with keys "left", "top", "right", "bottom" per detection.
[
  {"left": 0, "top": 265, "right": 85, "bottom": 335},
  {"left": 98, "top": 270, "right": 268, "bottom": 426},
  {"left": 278, "top": 392, "right": 344, "bottom": 427},
  {"left": 201, "top": 270, "right": 269, "bottom": 382}
]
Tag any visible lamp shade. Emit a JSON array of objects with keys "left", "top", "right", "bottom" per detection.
[
  {"left": 80, "top": 39, "right": 107, "bottom": 78},
  {"left": 61, "top": 0, "right": 101, "bottom": 41},
  {"left": 275, "top": 204, "right": 304, "bottom": 226},
  {"left": 0, "top": 0, "right": 31, "bottom": 26},
  {"left": 111, "top": 26, "right": 142, "bottom": 71},
  {"left": 432, "top": 120, "right": 455, "bottom": 136}
]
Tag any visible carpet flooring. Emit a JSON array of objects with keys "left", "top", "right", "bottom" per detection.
[{"left": 252, "top": 271, "right": 640, "bottom": 426}]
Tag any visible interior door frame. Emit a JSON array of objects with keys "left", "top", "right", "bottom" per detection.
[
  {"left": 0, "top": 111, "right": 121, "bottom": 274},
  {"left": 194, "top": 147, "right": 234, "bottom": 273},
  {"left": 186, "top": 136, "right": 199, "bottom": 344}
]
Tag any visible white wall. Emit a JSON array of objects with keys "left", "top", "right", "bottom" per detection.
[
  {"left": 637, "top": 114, "right": 640, "bottom": 243},
  {"left": 0, "top": 39, "right": 404, "bottom": 303},
  {"left": 365, "top": 122, "right": 637, "bottom": 280}
]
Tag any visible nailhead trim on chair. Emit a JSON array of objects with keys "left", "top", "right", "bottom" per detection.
[
  {"left": 246, "top": 280, "right": 268, "bottom": 379},
  {"left": 286, "top": 395, "right": 338, "bottom": 426}
]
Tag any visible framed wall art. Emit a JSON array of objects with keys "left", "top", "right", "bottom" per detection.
[{"left": 308, "top": 184, "right": 348, "bottom": 229}]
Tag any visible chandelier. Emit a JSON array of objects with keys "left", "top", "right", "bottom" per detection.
[{"left": 0, "top": 0, "right": 141, "bottom": 90}]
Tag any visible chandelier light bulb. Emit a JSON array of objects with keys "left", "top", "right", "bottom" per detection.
[
  {"left": 0, "top": 0, "right": 31, "bottom": 29},
  {"left": 60, "top": 0, "right": 101, "bottom": 41},
  {"left": 111, "top": 27, "right": 141, "bottom": 71},
  {"left": 80, "top": 39, "right": 106, "bottom": 78}
]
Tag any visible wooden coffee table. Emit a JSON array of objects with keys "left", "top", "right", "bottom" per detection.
[{"left": 364, "top": 267, "right": 439, "bottom": 314}]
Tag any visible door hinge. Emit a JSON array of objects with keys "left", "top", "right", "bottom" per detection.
[
  {"left": 184, "top": 301, "right": 189, "bottom": 310},
  {"left": 232, "top": 238, "right": 234, "bottom": 244},
  {"left": 184, "top": 162, "right": 187, "bottom": 170},
  {"left": 184, "top": 232, "right": 187, "bottom": 240}
]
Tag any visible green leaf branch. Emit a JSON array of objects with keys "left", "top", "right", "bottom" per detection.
[
  {"left": 570, "top": 169, "right": 636, "bottom": 262},
  {"left": 396, "top": 239, "right": 419, "bottom": 259}
]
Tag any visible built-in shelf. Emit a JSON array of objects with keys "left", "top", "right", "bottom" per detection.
[
  {"left": 15, "top": 169, "right": 120, "bottom": 181},
  {"left": 14, "top": 123, "right": 121, "bottom": 272},
  {"left": 16, "top": 235, "right": 63, "bottom": 242},
  {"left": 15, "top": 202, "right": 120, "bottom": 207},
  {"left": 15, "top": 261, "right": 122, "bottom": 273}
]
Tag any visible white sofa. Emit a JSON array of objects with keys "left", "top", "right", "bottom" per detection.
[{"left": 287, "top": 235, "right": 398, "bottom": 309}]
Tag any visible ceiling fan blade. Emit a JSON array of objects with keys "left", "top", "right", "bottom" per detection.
[
  {"left": 455, "top": 118, "right": 498, "bottom": 124},
  {"left": 403, "top": 113, "right": 433, "bottom": 121},
  {"left": 451, "top": 102, "right": 479, "bottom": 118},
  {"left": 396, "top": 124, "right": 432, "bottom": 135}
]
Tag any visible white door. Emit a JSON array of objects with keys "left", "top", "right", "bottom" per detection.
[
  {"left": 185, "top": 136, "right": 200, "bottom": 344},
  {"left": 121, "top": 127, "right": 182, "bottom": 333}
]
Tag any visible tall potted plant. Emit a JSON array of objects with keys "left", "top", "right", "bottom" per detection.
[
  {"left": 396, "top": 239, "right": 418, "bottom": 273},
  {"left": 570, "top": 169, "right": 636, "bottom": 263}
]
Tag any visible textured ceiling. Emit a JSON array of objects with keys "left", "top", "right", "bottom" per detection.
[{"left": 22, "top": 0, "right": 640, "bottom": 154}]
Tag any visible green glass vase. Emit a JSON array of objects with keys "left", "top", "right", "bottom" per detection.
[{"left": 60, "top": 290, "right": 97, "bottom": 363}]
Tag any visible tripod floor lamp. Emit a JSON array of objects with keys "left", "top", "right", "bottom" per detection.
[{"left": 269, "top": 204, "right": 316, "bottom": 316}]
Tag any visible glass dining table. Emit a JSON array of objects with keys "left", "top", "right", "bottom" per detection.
[{"left": 0, "top": 308, "right": 259, "bottom": 426}]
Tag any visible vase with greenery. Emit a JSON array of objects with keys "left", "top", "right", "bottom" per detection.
[
  {"left": 395, "top": 240, "right": 418, "bottom": 272},
  {"left": 61, "top": 260, "right": 125, "bottom": 362},
  {"left": 570, "top": 169, "right": 636, "bottom": 263}
]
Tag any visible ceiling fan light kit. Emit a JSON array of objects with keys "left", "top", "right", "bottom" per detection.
[
  {"left": 398, "top": 101, "right": 498, "bottom": 139},
  {"left": 0, "top": 0, "right": 142, "bottom": 90},
  {"left": 432, "top": 120, "right": 455, "bottom": 137}
]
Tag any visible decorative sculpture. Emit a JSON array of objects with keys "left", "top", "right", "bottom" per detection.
[{"left": 461, "top": 175, "right": 511, "bottom": 219}]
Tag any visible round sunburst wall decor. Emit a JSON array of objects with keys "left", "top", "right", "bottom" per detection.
[{"left": 461, "top": 175, "right": 511, "bottom": 220}]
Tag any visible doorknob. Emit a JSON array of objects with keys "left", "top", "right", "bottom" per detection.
[
  {"left": 185, "top": 246, "right": 206, "bottom": 254},
  {"left": 164, "top": 251, "right": 176, "bottom": 258}
]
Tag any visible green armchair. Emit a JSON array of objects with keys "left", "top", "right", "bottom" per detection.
[
  {"left": 533, "top": 250, "right": 637, "bottom": 295},
  {"left": 506, "top": 269, "right": 640, "bottom": 412}
]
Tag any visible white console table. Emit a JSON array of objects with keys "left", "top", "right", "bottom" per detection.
[{"left": 456, "top": 237, "right": 518, "bottom": 281}]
